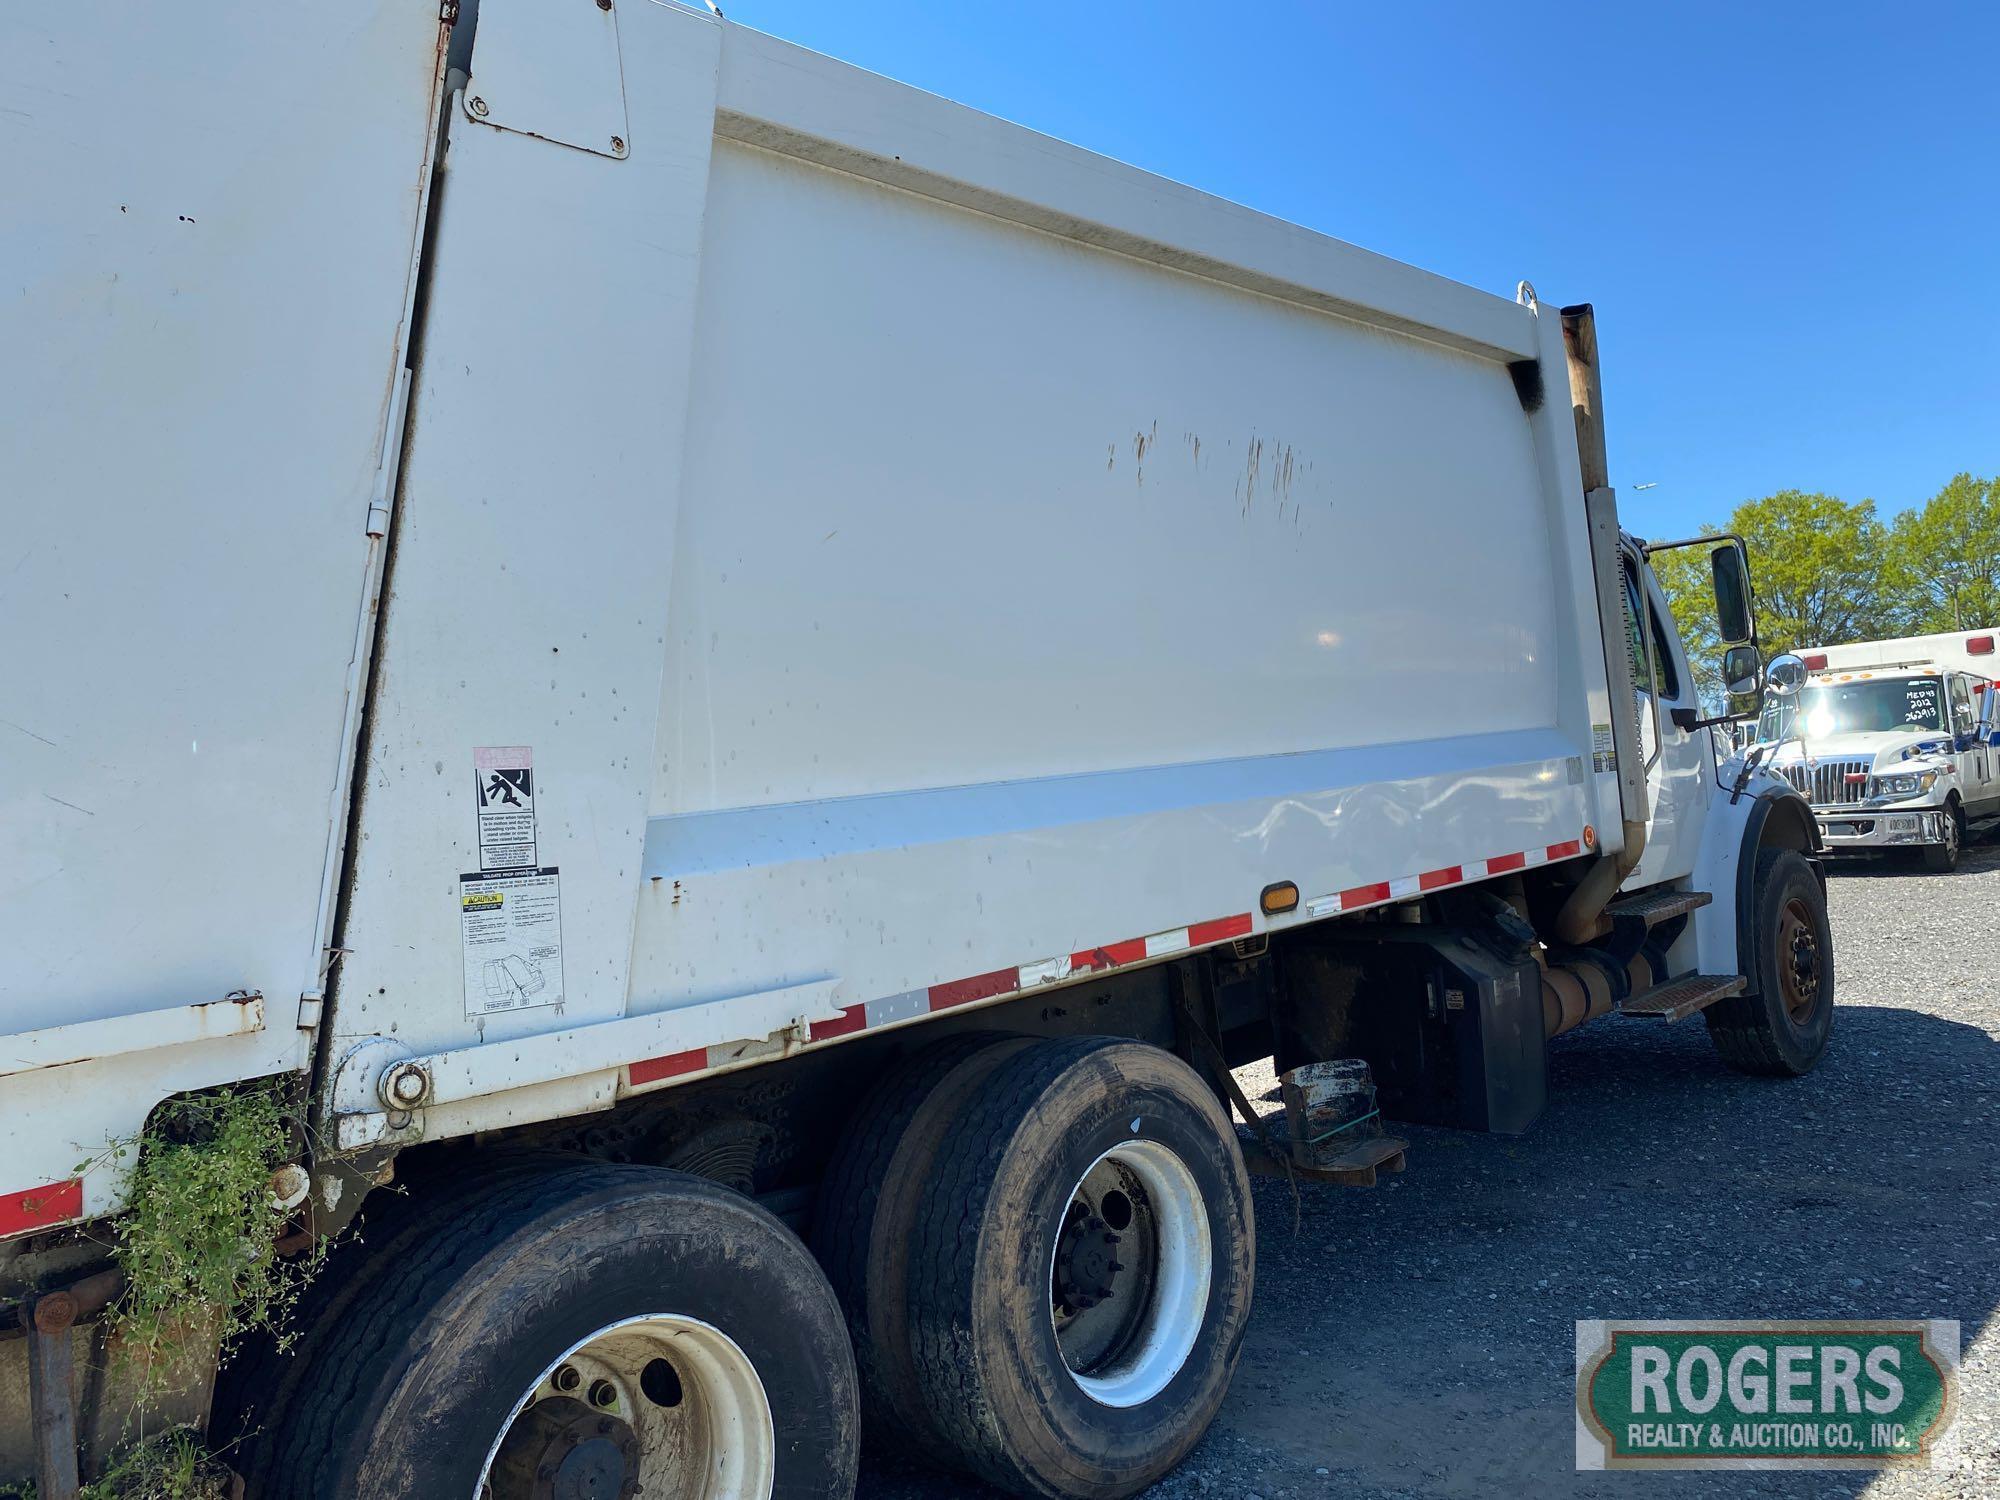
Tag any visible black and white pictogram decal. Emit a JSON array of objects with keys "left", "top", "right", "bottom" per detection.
[{"left": 474, "top": 745, "right": 538, "bottom": 872}]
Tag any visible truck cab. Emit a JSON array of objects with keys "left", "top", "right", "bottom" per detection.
[{"left": 1755, "top": 630, "right": 2000, "bottom": 871}]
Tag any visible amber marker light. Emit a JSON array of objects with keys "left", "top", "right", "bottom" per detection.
[{"left": 1260, "top": 881, "right": 1300, "bottom": 916}]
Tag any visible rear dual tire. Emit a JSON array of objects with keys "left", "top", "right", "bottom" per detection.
[
  {"left": 234, "top": 1161, "right": 858, "bottom": 1500},
  {"left": 819, "top": 1035, "right": 1254, "bottom": 1499}
]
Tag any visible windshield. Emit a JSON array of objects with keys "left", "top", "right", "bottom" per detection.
[{"left": 1758, "top": 676, "right": 1945, "bottom": 742}]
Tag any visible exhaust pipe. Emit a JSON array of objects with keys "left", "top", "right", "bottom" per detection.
[
  {"left": 1552, "top": 301, "right": 1650, "bottom": 946},
  {"left": 1540, "top": 942, "right": 1664, "bottom": 1037}
]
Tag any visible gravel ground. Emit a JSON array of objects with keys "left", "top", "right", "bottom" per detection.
[{"left": 857, "top": 833, "right": 2000, "bottom": 1499}]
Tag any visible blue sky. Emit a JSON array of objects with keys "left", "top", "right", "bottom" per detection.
[{"left": 725, "top": 1, "right": 1996, "bottom": 538}]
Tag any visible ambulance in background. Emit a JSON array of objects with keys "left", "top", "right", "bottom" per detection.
[{"left": 1758, "top": 629, "right": 2000, "bottom": 870}]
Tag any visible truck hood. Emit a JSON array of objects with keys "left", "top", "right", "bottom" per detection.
[{"left": 1767, "top": 729, "right": 1951, "bottom": 769}]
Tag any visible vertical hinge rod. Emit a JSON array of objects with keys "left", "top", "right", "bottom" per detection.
[{"left": 366, "top": 365, "right": 414, "bottom": 538}]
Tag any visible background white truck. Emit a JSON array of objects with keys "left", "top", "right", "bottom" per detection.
[
  {"left": 1756, "top": 629, "right": 2000, "bottom": 871},
  {"left": 3, "top": 4, "right": 1832, "bottom": 1497}
]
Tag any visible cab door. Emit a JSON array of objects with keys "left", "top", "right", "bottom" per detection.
[
  {"left": 1624, "top": 553, "right": 1709, "bottom": 885},
  {"left": 1957, "top": 674, "right": 1998, "bottom": 811}
]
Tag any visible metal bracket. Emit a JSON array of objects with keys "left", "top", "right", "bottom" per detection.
[
  {"left": 463, "top": 0, "right": 631, "bottom": 160},
  {"left": 328, "top": 978, "right": 843, "bottom": 1152}
]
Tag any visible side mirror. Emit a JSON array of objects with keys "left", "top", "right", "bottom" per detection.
[
  {"left": 1722, "top": 645, "right": 1761, "bottom": 696},
  {"left": 1766, "top": 652, "right": 1809, "bottom": 696},
  {"left": 1711, "top": 544, "right": 1754, "bottom": 647},
  {"left": 1718, "top": 643, "right": 1763, "bottom": 723}
]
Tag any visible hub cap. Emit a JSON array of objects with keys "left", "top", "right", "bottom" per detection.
[
  {"left": 1048, "top": 1139, "right": 1211, "bottom": 1408},
  {"left": 477, "top": 1316, "right": 775, "bottom": 1500},
  {"left": 1777, "top": 896, "right": 1823, "bottom": 1024}
]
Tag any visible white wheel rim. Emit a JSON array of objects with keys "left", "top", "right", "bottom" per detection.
[
  {"left": 1048, "top": 1138, "right": 1212, "bottom": 1408},
  {"left": 476, "top": 1313, "right": 775, "bottom": 1500}
]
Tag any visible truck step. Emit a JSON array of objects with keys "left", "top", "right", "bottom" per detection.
[
  {"left": 1241, "top": 1128, "right": 1409, "bottom": 1188},
  {"left": 1603, "top": 888, "right": 1713, "bottom": 927},
  {"left": 1619, "top": 972, "right": 1746, "bottom": 1022}
]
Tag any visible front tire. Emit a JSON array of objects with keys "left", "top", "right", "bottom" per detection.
[
  {"left": 245, "top": 1160, "right": 858, "bottom": 1500},
  {"left": 1705, "top": 847, "right": 1834, "bottom": 1076},
  {"left": 1920, "top": 802, "right": 1964, "bottom": 872},
  {"left": 903, "top": 1037, "right": 1254, "bottom": 1499}
]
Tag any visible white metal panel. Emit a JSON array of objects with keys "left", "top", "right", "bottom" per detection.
[
  {"left": 634, "top": 734, "right": 1592, "bottom": 1039},
  {"left": 465, "top": 0, "right": 630, "bottom": 160},
  {"left": 326, "top": 7, "right": 1612, "bottom": 1139},
  {"left": 712, "top": 24, "right": 1536, "bottom": 362},
  {"left": 1812, "top": 629, "right": 2000, "bottom": 677},
  {"left": 330, "top": 3, "right": 726, "bottom": 1067},
  {"left": 661, "top": 141, "right": 1559, "bottom": 812},
  {"left": 0, "top": 995, "right": 264, "bottom": 1079},
  {"left": 0, "top": 2, "right": 445, "bottom": 1221}
]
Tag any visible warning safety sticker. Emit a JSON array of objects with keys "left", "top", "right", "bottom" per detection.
[
  {"left": 460, "top": 867, "right": 566, "bottom": 1018},
  {"left": 474, "top": 746, "right": 538, "bottom": 872},
  {"left": 1590, "top": 722, "right": 1617, "bottom": 774}
]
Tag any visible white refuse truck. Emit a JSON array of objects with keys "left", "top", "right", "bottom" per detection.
[
  {"left": 1756, "top": 629, "right": 2000, "bottom": 871},
  {"left": 2, "top": 4, "right": 1831, "bottom": 1497}
]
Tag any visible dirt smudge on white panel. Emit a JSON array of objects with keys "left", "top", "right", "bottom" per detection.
[{"left": 1132, "top": 420, "right": 1158, "bottom": 487}]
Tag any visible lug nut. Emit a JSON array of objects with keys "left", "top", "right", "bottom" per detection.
[
  {"left": 589, "top": 1378, "right": 619, "bottom": 1409},
  {"left": 552, "top": 1363, "right": 582, "bottom": 1393}
]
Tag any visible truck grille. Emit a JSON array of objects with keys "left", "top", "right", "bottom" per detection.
[{"left": 1775, "top": 759, "right": 1872, "bottom": 806}]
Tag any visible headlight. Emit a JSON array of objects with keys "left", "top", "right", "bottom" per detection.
[{"left": 1871, "top": 770, "right": 1938, "bottom": 798}]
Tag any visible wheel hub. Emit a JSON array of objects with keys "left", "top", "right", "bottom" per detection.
[
  {"left": 1778, "top": 897, "right": 1821, "bottom": 1023},
  {"left": 481, "top": 1314, "right": 776, "bottom": 1500},
  {"left": 489, "top": 1397, "right": 639, "bottom": 1500},
  {"left": 1054, "top": 1211, "right": 1124, "bottom": 1312}
]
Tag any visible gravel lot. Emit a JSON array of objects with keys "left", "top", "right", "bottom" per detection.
[{"left": 858, "top": 834, "right": 2000, "bottom": 1499}]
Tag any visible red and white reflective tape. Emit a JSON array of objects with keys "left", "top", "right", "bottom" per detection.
[
  {"left": 1304, "top": 838, "right": 1584, "bottom": 916},
  {"left": 628, "top": 834, "right": 1591, "bottom": 1086},
  {"left": 808, "top": 913, "right": 1257, "bottom": 1048},
  {"left": 0, "top": 1178, "right": 83, "bottom": 1241}
]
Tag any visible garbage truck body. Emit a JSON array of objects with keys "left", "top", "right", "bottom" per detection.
[{"left": 0, "top": 3, "right": 1832, "bottom": 1495}]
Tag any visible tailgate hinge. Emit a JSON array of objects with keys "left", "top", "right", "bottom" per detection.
[{"left": 365, "top": 364, "right": 413, "bottom": 538}]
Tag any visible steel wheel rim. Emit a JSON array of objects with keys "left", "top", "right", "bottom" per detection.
[
  {"left": 1943, "top": 814, "right": 1960, "bottom": 859},
  {"left": 1048, "top": 1138, "right": 1212, "bottom": 1409},
  {"left": 476, "top": 1314, "right": 775, "bottom": 1500},
  {"left": 1777, "top": 896, "right": 1822, "bottom": 1024}
]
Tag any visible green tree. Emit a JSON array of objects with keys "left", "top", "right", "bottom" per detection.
[
  {"left": 1727, "top": 490, "right": 1901, "bottom": 649},
  {"left": 1655, "top": 491, "right": 1898, "bottom": 650},
  {"left": 1887, "top": 472, "right": 2000, "bottom": 630},
  {"left": 1653, "top": 490, "right": 1902, "bottom": 708}
]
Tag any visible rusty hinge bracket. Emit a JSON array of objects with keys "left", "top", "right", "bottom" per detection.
[{"left": 365, "top": 364, "right": 413, "bottom": 538}]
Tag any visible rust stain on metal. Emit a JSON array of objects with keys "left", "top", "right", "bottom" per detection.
[{"left": 31, "top": 1290, "right": 77, "bottom": 1335}]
